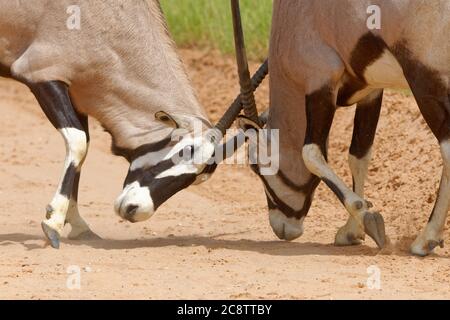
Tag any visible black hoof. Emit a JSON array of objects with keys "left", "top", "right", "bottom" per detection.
[
  {"left": 363, "top": 211, "right": 386, "bottom": 249},
  {"left": 41, "top": 222, "right": 60, "bottom": 249}
]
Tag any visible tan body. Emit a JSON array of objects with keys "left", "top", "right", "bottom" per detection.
[{"left": 0, "top": 0, "right": 208, "bottom": 149}]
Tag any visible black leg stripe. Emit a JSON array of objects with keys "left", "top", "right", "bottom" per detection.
[
  {"left": 322, "top": 177, "right": 346, "bottom": 205},
  {"left": 349, "top": 91, "right": 383, "bottom": 159},
  {"left": 72, "top": 171, "right": 81, "bottom": 202},
  {"left": 30, "top": 81, "right": 82, "bottom": 130},
  {"left": 60, "top": 163, "right": 78, "bottom": 198}
]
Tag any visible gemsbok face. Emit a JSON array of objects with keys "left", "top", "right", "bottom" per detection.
[{"left": 114, "top": 114, "right": 218, "bottom": 222}]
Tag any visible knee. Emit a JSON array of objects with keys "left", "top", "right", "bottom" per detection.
[
  {"left": 62, "top": 128, "right": 88, "bottom": 166},
  {"left": 302, "top": 144, "right": 324, "bottom": 174}
]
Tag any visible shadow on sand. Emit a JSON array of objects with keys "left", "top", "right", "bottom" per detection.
[{"left": 0, "top": 232, "right": 426, "bottom": 258}]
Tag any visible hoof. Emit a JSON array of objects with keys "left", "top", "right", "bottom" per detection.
[
  {"left": 411, "top": 237, "right": 444, "bottom": 257},
  {"left": 334, "top": 229, "right": 364, "bottom": 246},
  {"left": 68, "top": 229, "right": 102, "bottom": 241},
  {"left": 334, "top": 219, "right": 365, "bottom": 246},
  {"left": 41, "top": 221, "right": 61, "bottom": 249},
  {"left": 363, "top": 211, "right": 386, "bottom": 249}
]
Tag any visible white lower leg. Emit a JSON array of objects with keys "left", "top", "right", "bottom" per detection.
[
  {"left": 43, "top": 128, "right": 88, "bottom": 237},
  {"left": 335, "top": 151, "right": 372, "bottom": 245},
  {"left": 43, "top": 194, "right": 70, "bottom": 236},
  {"left": 66, "top": 199, "right": 91, "bottom": 238},
  {"left": 349, "top": 151, "right": 371, "bottom": 197},
  {"left": 411, "top": 141, "right": 450, "bottom": 256}
]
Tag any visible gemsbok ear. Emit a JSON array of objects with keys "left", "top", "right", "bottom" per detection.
[
  {"left": 236, "top": 115, "right": 262, "bottom": 131},
  {"left": 155, "top": 111, "right": 180, "bottom": 128}
]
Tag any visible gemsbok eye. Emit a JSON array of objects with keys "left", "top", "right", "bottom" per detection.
[{"left": 178, "top": 145, "right": 194, "bottom": 160}]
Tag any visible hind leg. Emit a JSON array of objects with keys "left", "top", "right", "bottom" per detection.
[
  {"left": 411, "top": 140, "right": 450, "bottom": 256},
  {"left": 406, "top": 83, "right": 450, "bottom": 256},
  {"left": 394, "top": 48, "right": 450, "bottom": 255},
  {"left": 335, "top": 90, "right": 383, "bottom": 246}
]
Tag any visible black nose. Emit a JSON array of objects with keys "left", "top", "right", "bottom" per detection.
[{"left": 125, "top": 205, "right": 139, "bottom": 220}]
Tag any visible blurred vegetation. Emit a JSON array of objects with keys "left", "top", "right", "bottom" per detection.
[{"left": 160, "top": 0, "right": 272, "bottom": 61}]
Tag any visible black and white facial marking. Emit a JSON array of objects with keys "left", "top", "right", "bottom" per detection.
[{"left": 114, "top": 114, "right": 217, "bottom": 223}]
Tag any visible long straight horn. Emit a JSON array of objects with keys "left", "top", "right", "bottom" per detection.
[
  {"left": 230, "top": 0, "right": 260, "bottom": 126},
  {"left": 214, "top": 60, "right": 268, "bottom": 136}
]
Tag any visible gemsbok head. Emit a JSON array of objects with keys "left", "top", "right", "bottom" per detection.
[{"left": 113, "top": 112, "right": 221, "bottom": 224}]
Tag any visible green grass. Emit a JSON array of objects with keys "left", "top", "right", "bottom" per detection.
[{"left": 160, "top": 0, "right": 272, "bottom": 61}]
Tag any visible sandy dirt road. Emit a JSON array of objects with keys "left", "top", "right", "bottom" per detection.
[{"left": 1, "top": 49, "right": 450, "bottom": 299}]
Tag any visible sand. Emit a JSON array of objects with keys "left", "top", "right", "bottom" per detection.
[{"left": 0, "top": 49, "right": 449, "bottom": 300}]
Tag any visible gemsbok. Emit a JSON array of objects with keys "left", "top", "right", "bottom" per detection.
[
  {"left": 0, "top": 0, "right": 228, "bottom": 248},
  {"left": 239, "top": 0, "right": 450, "bottom": 256}
]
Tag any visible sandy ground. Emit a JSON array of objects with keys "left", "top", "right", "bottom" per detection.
[{"left": 1, "top": 49, "right": 450, "bottom": 300}]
